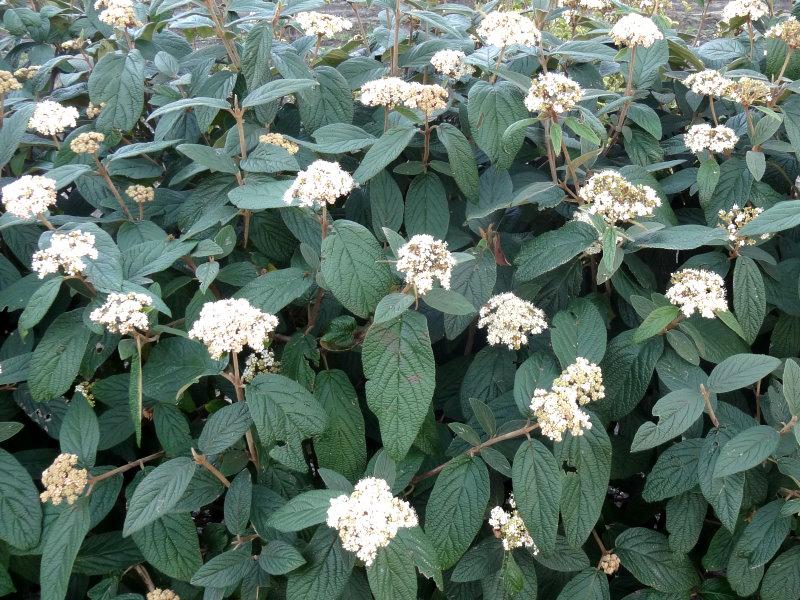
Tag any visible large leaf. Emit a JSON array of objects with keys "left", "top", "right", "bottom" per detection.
[
  {"left": 353, "top": 126, "right": 416, "bottom": 184},
  {"left": 40, "top": 501, "right": 92, "bottom": 600},
  {"left": 707, "top": 353, "right": 780, "bottom": 393},
  {"left": 713, "top": 425, "right": 779, "bottom": 478},
  {"left": 0, "top": 449, "right": 41, "bottom": 550},
  {"left": 467, "top": 81, "right": 528, "bottom": 168},
  {"left": 631, "top": 388, "right": 705, "bottom": 452},
  {"left": 511, "top": 439, "right": 562, "bottom": 554},
  {"left": 142, "top": 337, "right": 226, "bottom": 401},
  {"left": 314, "top": 370, "right": 367, "bottom": 481},
  {"left": 436, "top": 123, "right": 479, "bottom": 202},
  {"left": 29, "top": 309, "right": 91, "bottom": 402},
  {"left": 286, "top": 526, "right": 355, "bottom": 600},
  {"left": 515, "top": 221, "right": 598, "bottom": 281},
  {"left": 615, "top": 528, "right": 700, "bottom": 592},
  {"left": 88, "top": 49, "right": 145, "bottom": 131},
  {"left": 131, "top": 513, "right": 202, "bottom": 581}
]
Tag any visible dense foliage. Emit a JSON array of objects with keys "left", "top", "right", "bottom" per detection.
[{"left": 4, "top": 0, "right": 800, "bottom": 598}]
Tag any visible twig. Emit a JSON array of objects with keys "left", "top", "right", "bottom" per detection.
[
  {"left": 592, "top": 528, "right": 609, "bottom": 555},
  {"left": 94, "top": 156, "right": 134, "bottom": 220},
  {"left": 191, "top": 448, "right": 231, "bottom": 487},
  {"left": 700, "top": 384, "right": 719, "bottom": 428},
  {"left": 89, "top": 451, "right": 165, "bottom": 484},
  {"left": 780, "top": 415, "right": 798, "bottom": 435}
]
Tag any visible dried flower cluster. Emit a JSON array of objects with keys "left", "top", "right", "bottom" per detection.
[
  {"left": 40, "top": 453, "right": 89, "bottom": 506},
  {"left": 718, "top": 204, "right": 770, "bottom": 249},
  {"left": 259, "top": 133, "right": 299, "bottom": 154},
  {"left": 0, "top": 70, "right": 21, "bottom": 94},
  {"left": 530, "top": 357, "right": 604, "bottom": 441},
  {"left": 524, "top": 72, "right": 583, "bottom": 115},
  {"left": 95, "top": 0, "right": 141, "bottom": 28},
  {"left": 2, "top": 175, "right": 58, "bottom": 219},
  {"left": 294, "top": 11, "right": 353, "bottom": 38},
  {"left": 476, "top": 11, "right": 541, "bottom": 48},
  {"left": 430, "top": 49, "right": 475, "bottom": 79},
  {"left": 610, "top": 14, "right": 664, "bottom": 47},
  {"left": 685, "top": 69, "right": 732, "bottom": 97},
  {"left": 478, "top": 292, "right": 548, "bottom": 350},
  {"left": 188, "top": 299, "right": 278, "bottom": 359},
  {"left": 666, "top": 268, "right": 728, "bottom": 318},
  {"left": 90, "top": 292, "right": 153, "bottom": 334},
  {"left": 283, "top": 160, "right": 355, "bottom": 209},
  {"left": 766, "top": 16, "right": 800, "bottom": 47},
  {"left": 32, "top": 230, "right": 98, "bottom": 278},
  {"left": 403, "top": 83, "right": 449, "bottom": 114},
  {"left": 579, "top": 171, "right": 661, "bottom": 224},
  {"left": 724, "top": 77, "right": 772, "bottom": 106},
  {"left": 488, "top": 495, "right": 537, "bottom": 552},
  {"left": 70, "top": 131, "right": 105, "bottom": 154},
  {"left": 684, "top": 123, "right": 739, "bottom": 153},
  {"left": 396, "top": 234, "right": 456, "bottom": 296},
  {"left": 720, "top": 0, "right": 769, "bottom": 22},
  {"left": 126, "top": 184, "right": 155, "bottom": 203},
  {"left": 326, "top": 477, "right": 418, "bottom": 566},
  {"left": 242, "top": 349, "right": 279, "bottom": 383},
  {"left": 14, "top": 66, "right": 38, "bottom": 80},
  {"left": 146, "top": 590, "right": 180, "bottom": 600},
  {"left": 599, "top": 553, "right": 621, "bottom": 575},
  {"left": 28, "top": 100, "right": 79, "bottom": 136}
]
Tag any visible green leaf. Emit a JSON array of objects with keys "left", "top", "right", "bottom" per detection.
[
  {"left": 40, "top": 501, "right": 91, "bottom": 600},
  {"left": 733, "top": 256, "right": 766, "bottom": 344},
  {"left": 29, "top": 309, "right": 91, "bottom": 402},
  {"left": 405, "top": 172, "right": 449, "bottom": 239},
  {"left": 297, "top": 66, "right": 354, "bottom": 133},
  {"left": 707, "top": 353, "right": 780, "bottom": 393},
  {"left": 129, "top": 344, "right": 142, "bottom": 445},
  {"left": 362, "top": 311, "right": 435, "bottom": 460},
  {"left": 615, "top": 527, "right": 700, "bottom": 592},
  {"left": 746, "top": 150, "right": 766, "bottom": 181},
  {"left": 555, "top": 568, "right": 610, "bottom": 600},
  {"left": 259, "top": 540, "right": 307, "bottom": 575},
  {"left": 422, "top": 287, "right": 475, "bottom": 315},
  {"left": 633, "top": 305, "right": 679, "bottom": 343},
  {"left": 424, "top": 456, "right": 490, "bottom": 569},
  {"left": 512, "top": 439, "right": 562, "bottom": 554},
  {"left": 147, "top": 97, "right": 232, "bottom": 120},
  {"left": 550, "top": 299, "right": 607, "bottom": 368},
  {"left": 467, "top": 81, "right": 528, "bottom": 168},
  {"left": 198, "top": 402, "right": 251, "bottom": 455},
  {"left": 713, "top": 425, "right": 779, "bottom": 478},
  {"left": 397, "top": 527, "right": 443, "bottom": 589},
  {"left": 374, "top": 293, "right": 415, "bottom": 325},
  {"left": 286, "top": 527, "right": 355, "bottom": 600},
  {"left": 643, "top": 438, "right": 702, "bottom": 502},
  {"left": 88, "top": 50, "right": 145, "bottom": 131},
  {"left": 312, "top": 123, "right": 377, "bottom": 153},
  {"left": 314, "top": 370, "right": 367, "bottom": 481},
  {"left": 666, "top": 490, "right": 707, "bottom": 552},
  {"left": 515, "top": 221, "right": 597, "bottom": 281},
  {"left": 235, "top": 267, "right": 313, "bottom": 313},
  {"left": 697, "top": 158, "right": 721, "bottom": 203},
  {"left": 123, "top": 457, "right": 197, "bottom": 536},
  {"left": 631, "top": 388, "right": 705, "bottom": 451},
  {"left": 132, "top": 513, "right": 202, "bottom": 582},
  {"left": 0, "top": 448, "right": 42, "bottom": 550},
  {"left": 142, "top": 337, "right": 226, "bottom": 401},
  {"left": 761, "top": 546, "right": 800, "bottom": 600},
  {"left": 628, "top": 103, "right": 663, "bottom": 139},
  {"left": 242, "top": 78, "right": 318, "bottom": 108},
  {"left": 739, "top": 200, "right": 800, "bottom": 236},
  {"left": 367, "top": 534, "right": 417, "bottom": 600},
  {"left": 0, "top": 103, "right": 35, "bottom": 169},
  {"left": 436, "top": 123, "right": 479, "bottom": 202},
  {"left": 267, "top": 490, "right": 341, "bottom": 532},
  {"left": 320, "top": 220, "right": 394, "bottom": 318},
  {"left": 370, "top": 170, "right": 403, "bottom": 240},
  {"left": 353, "top": 126, "right": 416, "bottom": 184},
  {"left": 730, "top": 499, "right": 790, "bottom": 568},
  {"left": 60, "top": 396, "right": 100, "bottom": 466},
  {"left": 190, "top": 544, "right": 253, "bottom": 587},
  {"left": 176, "top": 143, "right": 237, "bottom": 174},
  {"left": 224, "top": 470, "right": 252, "bottom": 536},
  {"left": 18, "top": 275, "right": 62, "bottom": 332},
  {"left": 698, "top": 427, "right": 744, "bottom": 531}
]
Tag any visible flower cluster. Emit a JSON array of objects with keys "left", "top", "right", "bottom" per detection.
[
  {"left": 87, "top": 102, "right": 105, "bottom": 118},
  {"left": 684, "top": 123, "right": 739, "bottom": 153},
  {"left": 31, "top": 230, "right": 98, "bottom": 278},
  {"left": 720, "top": 0, "right": 768, "bottom": 22},
  {"left": 718, "top": 204, "right": 770, "bottom": 249},
  {"left": 2, "top": 175, "right": 57, "bottom": 219},
  {"left": 70, "top": 131, "right": 105, "bottom": 154},
  {"left": 259, "top": 133, "right": 299, "bottom": 154},
  {"left": 0, "top": 70, "right": 21, "bottom": 94},
  {"left": 530, "top": 357, "right": 604, "bottom": 441},
  {"left": 396, "top": 234, "right": 456, "bottom": 295},
  {"left": 242, "top": 349, "right": 279, "bottom": 383},
  {"left": 599, "top": 553, "right": 621, "bottom": 575},
  {"left": 326, "top": 477, "right": 418, "bottom": 566},
  {"left": 40, "top": 453, "right": 89, "bottom": 506},
  {"left": 765, "top": 16, "right": 800, "bottom": 47},
  {"left": 294, "top": 11, "right": 353, "bottom": 37},
  {"left": 188, "top": 299, "right": 278, "bottom": 359},
  {"left": 724, "top": 77, "right": 772, "bottom": 106},
  {"left": 666, "top": 268, "right": 728, "bottom": 318},
  {"left": 14, "top": 66, "right": 38, "bottom": 80},
  {"left": 283, "top": 160, "right": 355, "bottom": 209},
  {"left": 146, "top": 590, "right": 180, "bottom": 600},
  {"left": 126, "top": 184, "right": 155, "bottom": 204},
  {"left": 685, "top": 69, "right": 732, "bottom": 97},
  {"left": 359, "top": 77, "right": 412, "bottom": 108},
  {"left": 95, "top": 0, "right": 141, "bottom": 28},
  {"left": 431, "top": 49, "right": 475, "bottom": 79},
  {"left": 478, "top": 293, "right": 548, "bottom": 350},
  {"left": 524, "top": 72, "right": 583, "bottom": 115},
  {"left": 28, "top": 100, "right": 79, "bottom": 136},
  {"left": 90, "top": 292, "right": 153, "bottom": 334},
  {"left": 75, "top": 381, "right": 96, "bottom": 406},
  {"left": 610, "top": 14, "right": 664, "bottom": 47},
  {"left": 489, "top": 495, "right": 536, "bottom": 552},
  {"left": 403, "top": 83, "right": 449, "bottom": 114},
  {"left": 559, "top": 0, "right": 612, "bottom": 12},
  {"left": 579, "top": 171, "right": 661, "bottom": 224},
  {"left": 60, "top": 38, "right": 87, "bottom": 51},
  {"left": 477, "top": 11, "right": 541, "bottom": 48}
]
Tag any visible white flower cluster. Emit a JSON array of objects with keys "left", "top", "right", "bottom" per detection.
[
  {"left": 95, "top": 0, "right": 141, "bottom": 28},
  {"left": 524, "top": 72, "right": 583, "bottom": 115},
  {"left": 242, "top": 349, "right": 279, "bottom": 383},
  {"left": 28, "top": 100, "right": 79, "bottom": 136},
  {"left": 2, "top": 175, "right": 57, "bottom": 219},
  {"left": 32, "top": 230, "right": 98, "bottom": 278},
  {"left": 283, "top": 160, "right": 355, "bottom": 209},
  {"left": 666, "top": 268, "right": 727, "bottom": 318},
  {"left": 766, "top": 16, "right": 800, "bottom": 47},
  {"left": 488, "top": 495, "right": 537, "bottom": 552},
  {"left": 126, "top": 184, "right": 155, "bottom": 204},
  {"left": 188, "top": 299, "right": 278, "bottom": 359},
  {"left": 60, "top": 38, "right": 87, "bottom": 51},
  {"left": 684, "top": 69, "right": 732, "bottom": 97},
  {"left": 14, "top": 66, "right": 39, "bottom": 80},
  {"left": 90, "top": 292, "right": 153, "bottom": 334},
  {"left": 87, "top": 102, "right": 105, "bottom": 118},
  {"left": 477, "top": 11, "right": 541, "bottom": 48},
  {"left": 40, "top": 453, "right": 88, "bottom": 506},
  {"left": 70, "top": 131, "right": 105, "bottom": 154},
  {"left": 718, "top": 204, "right": 770, "bottom": 249},
  {"left": 259, "top": 133, "right": 299, "bottom": 155},
  {"left": 478, "top": 292, "right": 548, "bottom": 350},
  {"left": 396, "top": 234, "right": 456, "bottom": 295},
  {"left": 723, "top": 77, "right": 772, "bottom": 106},
  {"left": 579, "top": 171, "right": 661, "bottom": 225},
  {"left": 599, "top": 553, "right": 621, "bottom": 575},
  {"left": 403, "top": 83, "right": 449, "bottom": 114},
  {"left": 295, "top": 11, "right": 353, "bottom": 37},
  {"left": 430, "top": 49, "right": 475, "bottom": 79},
  {"left": 720, "top": 0, "right": 768, "bottom": 22},
  {"left": 147, "top": 590, "right": 180, "bottom": 600},
  {"left": 610, "top": 14, "right": 664, "bottom": 47},
  {"left": 530, "top": 357, "right": 604, "bottom": 441},
  {"left": 559, "top": 0, "right": 612, "bottom": 12},
  {"left": 326, "top": 477, "right": 418, "bottom": 566},
  {"left": 75, "top": 381, "right": 96, "bottom": 406},
  {"left": 0, "top": 70, "right": 21, "bottom": 94},
  {"left": 359, "top": 77, "right": 412, "bottom": 108},
  {"left": 684, "top": 123, "right": 738, "bottom": 154}
]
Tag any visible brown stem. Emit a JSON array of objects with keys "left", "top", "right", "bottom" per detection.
[
  {"left": 543, "top": 119, "right": 559, "bottom": 185},
  {"left": 561, "top": 137, "right": 579, "bottom": 191},
  {"left": 604, "top": 46, "right": 637, "bottom": 156},
  {"left": 349, "top": 1, "right": 368, "bottom": 44},
  {"left": 312, "top": 34, "right": 323, "bottom": 62},
  {"left": 191, "top": 448, "right": 231, "bottom": 487},
  {"left": 777, "top": 48, "right": 795, "bottom": 82},
  {"left": 133, "top": 564, "right": 155, "bottom": 593},
  {"left": 383, "top": 106, "right": 390, "bottom": 133},
  {"left": 692, "top": 1, "right": 710, "bottom": 46},
  {"left": 422, "top": 120, "right": 431, "bottom": 170},
  {"left": 0, "top": 96, "right": 4, "bottom": 127},
  {"left": 747, "top": 20, "right": 754, "bottom": 61},
  {"left": 700, "top": 384, "right": 720, "bottom": 428},
  {"left": 38, "top": 213, "right": 55, "bottom": 230},
  {"left": 305, "top": 286, "right": 325, "bottom": 334},
  {"left": 94, "top": 156, "right": 134, "bottom": 220},
  {"left": 709, "top": 96, "right": 718, "bottom": 125},
  {"left": 490, "top": 47, "right": 506, "bottom": 84},
  {"left": 204, "top": 0, "right": 240, "bottom": 68},
  {"left": 592, "top": 528, "right": 609, "bottom": 555},
  {"left": 391, "top": 0, "right": 402, "bottom": 75},
  {"left": 231, "top": 352, "right": 260, "bottom": 472},
  {"left": 780, "top": 415, "right": 799, "bottom": 435},
  {"left": 89, "top": 451, "right": 165, "bottom": 484}
]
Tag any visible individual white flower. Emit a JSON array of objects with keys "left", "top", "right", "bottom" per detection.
[
  {"left": 188, "top": 298, "right": 279, "bottom": 359},
  {"left": 259, "top": 133, "right": 299, "bottom": 155},
  {"left": 684, "top": 69, "right": 732, "bottom": 97},
  {"left": 684, "top": 123, "right": 738, "bottom": 153},
  {"left": 90, "top": 292, "right": 153, "bottom": 335},
  {"left": 524, "top": 72, "right": 583, "bottom": 115},
  {"left": 40, "top": 453, "right": 89, "bottom": 506},
  {"left": 476, "top": 11, "right": 541, "bottom": 48},
  {"left": 31, "top": 230, "right": 98, "bottom": 278},
  {"left": 147, "top": 590, "right": 180, "bottom": 600},
  {"left": 95, "top": 0, "right": 141, "bottom": 28},
  {"left": 402, "top": 82, "right": 448, "bottom": 114},
  {"left": 2, "top": 175, "right": 57, "bottom": 219},
  {"left": 488, "top": 495, "right": 537, "bottom": 552},
  {"left": 578, "top": 171, "right": 661, "bottom": 225},
  {"left": 718, "top": 204, "right": 770, "bottom": 249},
  {"left": 610, "top": 14, "right": 664, "bottom": 47},
  {"left": 665, "top": 268, "right": 727, "bottom": 318},
  {"left": 765, "top": 16, "right": 800, "bottom": 47},
  {"left": 430, "top": 49, "right": 475, "bottom": 79},
  {"left": 0, "top": 70, "right": 22, "bottom": 95},
  {"left": 478, "top": 293, "right": 548, "bottom": 350},
  {"left": 720, "top": 0, "right": 768, "bottom": 23},
  {"left": 396, "top": 234, "right": 456, "bottom": 296},
  {"left": 28, "top": 100, "right": 79, "bottom": 136},
  {"left": 282, "top": 160, "right": 355, "bottom": 209},
  {"left": 723, "top": 77, "right": 772, "bottom": 106},
  {"left": 359, "top": 77, "right": 412, "bottom": 108},
  {"left": 326, "top": 477, "right": 418, "bottom": 566},
  {"left": 126, "top": 184, "right": 155, "bottom": 203},
  {"left": 294, "top": 11, "right": 353, "bottom": 37},
  {"left": 70, "top": 131, "right": 105, "bottom": 154},
  {"left": 241, "top": 349, "right": 279, "bottom": 383},
  {"left": 599, "top": 553, "right": 621, "bottom": 575}
]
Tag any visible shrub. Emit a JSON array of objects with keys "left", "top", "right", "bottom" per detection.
[{"left": 2, "top": 0, "right": 800, "bottom": 598}]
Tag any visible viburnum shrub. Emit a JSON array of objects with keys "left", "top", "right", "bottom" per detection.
[{"left": 6, "top": 0, "right": 800, "bottom": 598}]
